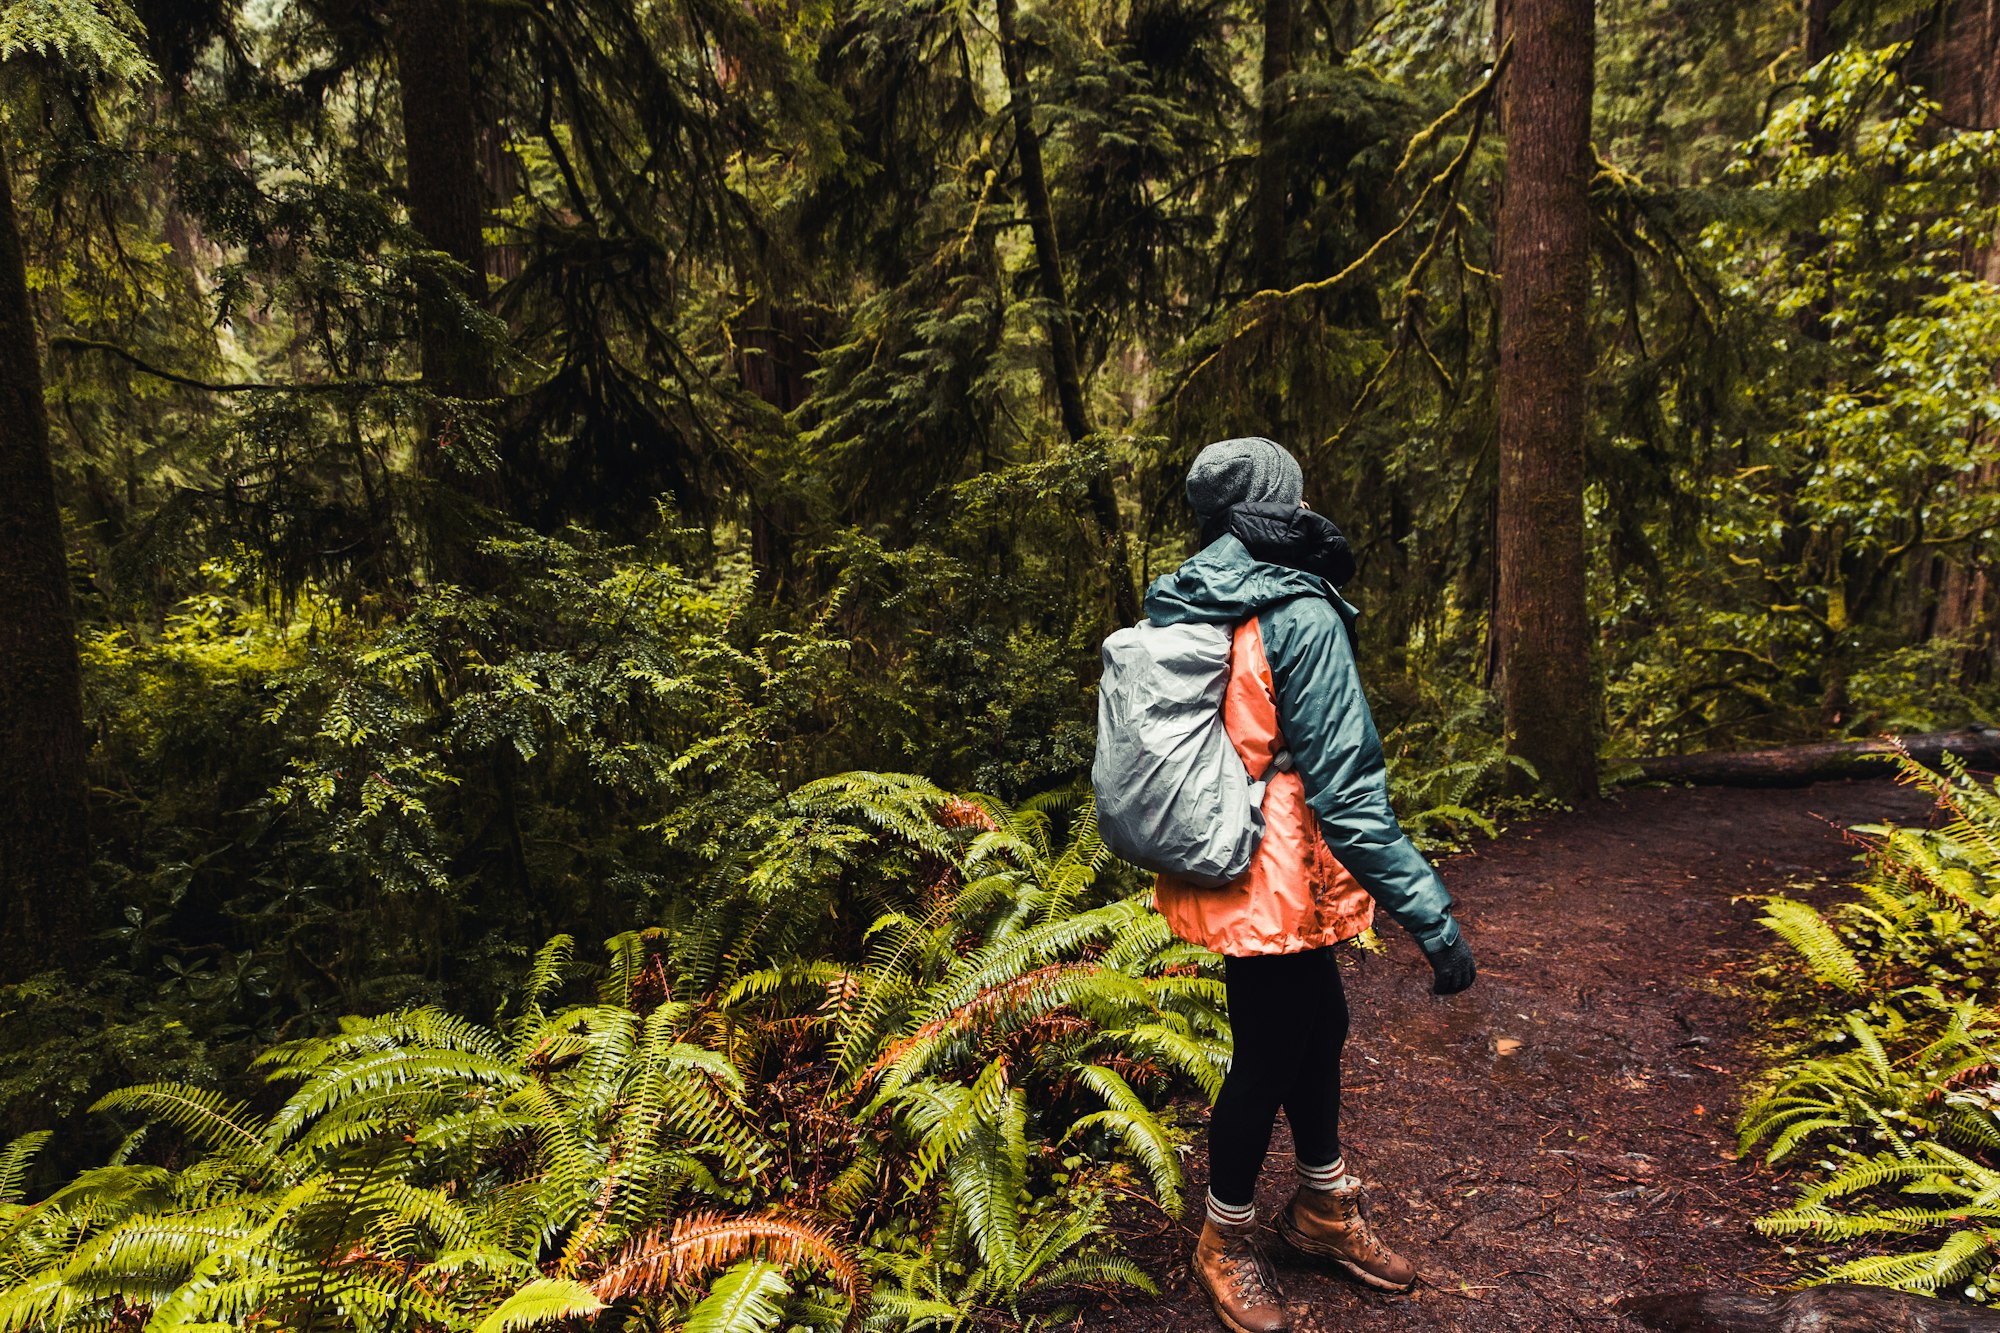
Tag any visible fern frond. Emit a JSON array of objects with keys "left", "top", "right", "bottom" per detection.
[
  {"left": 591, "top": 1211, "right": 867, "bottom": 1319},
  {"left": 859, "top": 963, "right": 1124, "bottom": 1095},
  {"left": 895, "top": 1061, "right": 1014, "bottom": 1193},
  {"left": 1102, "top": 1023, "right": 1228, "bottom": 1101},
  {"left": 89, "top": 1086, "right": 278, "bottom": 1177},
  {"left": 1759, "top": 898, "right": 1866, "bottom": 991},
  {"left": 684, "top": 1259, "right": 793, "bottom": 1333},
  {"left": 945, "top": 1085, "right": 1026, "bottom": 1277},
  {"left": 599, "top": 930, "right": 656, "bottom": 1008},
  {"left": 514, "top": 936, "right": 578, "bottom": 1040},
  {"left": 1064, "top": 1066, "right": 1184, "bottom": 1215},
  {"left": 1814, "top": 1227, "right": 1995, "bottom": 1292},
  {"left": 1019, "top": 1253, "right": 1159, "bottom": 1296},
  {"left": 474, "top": 1277, "right": 605, "bottom": 1332},
  {"left": 786, "top": 771, "right": 959, "bottom": 861},
  {"left": 0, "top": 1133, "right": 49, "bottom": 1206}
]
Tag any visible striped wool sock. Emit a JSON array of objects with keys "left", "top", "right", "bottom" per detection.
[
  {"left": 1298, "top": 1155, "right": 1352, "bottom": 1192},
  {"left": 1205, "top": 1190, "right": 1256, "bottom": 1228}
]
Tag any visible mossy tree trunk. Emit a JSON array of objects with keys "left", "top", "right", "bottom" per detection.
[
  {"left": 1251, "top": 0, "right": 1295, "bottom": 293},
  {"left": 993, "top": 0, "right": 1139, "bottom": 626},
  {"left": 1916, "top": 0, "right": 2000, "bottom": 680},
  {"left": 1495, "top": 0, "right": 1599, "bottom": 802},
  {"left": 0, "top": 140, "right": 93, "bottom": 980}
]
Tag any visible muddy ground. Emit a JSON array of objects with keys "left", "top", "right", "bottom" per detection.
[{"left": 1096, "top": 778, "right": 1939, "bottom": 1332}]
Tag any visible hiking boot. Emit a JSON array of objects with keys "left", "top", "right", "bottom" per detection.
[
  {"left": 1277, "top": 1180, "right": 1418, "bottom": 1292},
  {"left": 1191, "top": 1216, "right": 1291, "bottom": 1333}
]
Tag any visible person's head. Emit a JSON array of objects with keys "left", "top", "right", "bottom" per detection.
[{"left": 1185, "top": 436, "right": 1304, "bottom": 541}]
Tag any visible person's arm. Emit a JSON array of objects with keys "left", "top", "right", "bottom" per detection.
[{"left": 1259, "top": 596, "right": 1460, "bottom": 954}]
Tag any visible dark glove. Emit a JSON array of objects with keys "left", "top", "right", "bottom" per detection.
[{"left": 1425, "top": 929, "right": 1477, "bottom": 996}]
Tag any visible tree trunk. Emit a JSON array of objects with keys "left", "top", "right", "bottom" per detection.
[
  {"left": 392, "top": 0, "right": 491, "bottom": 397},
  {"left": 1911, "top": 0, "right": 2000, "bottom": 123},
  {"left": 992, "top": 0, "right": 1139, "bottom": 626},
  {"left": 391, "top": 0, "right": 499, "bottom": 580},
  {"left": 0, "top": 140, "right": 93, "bottom": 980},
  {"left": 1494, "top": 0, "right": 1599, "bottom": 802},
  {"left": 1790, "top": 0, "right": 1849, "bottom": 710},
  {"left": 1914, "top": 0, "right": 2000, "bottom": 679},
  {"left": 1251, "top": 0, "right": 1296, "bottom": 292},
  {"left": 1804, "top": 0, "right": 1838, "bottom": 66}
]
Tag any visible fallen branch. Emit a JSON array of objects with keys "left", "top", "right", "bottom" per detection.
[
  {"left": 49, "top": 335, "right": 422, "bottom": 394},
  {"left": 1614, "top": 728, "right": 2000, "bottom": 788}
]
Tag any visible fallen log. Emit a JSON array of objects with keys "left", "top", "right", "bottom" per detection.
[
  {"left": 1615, "top": 728, "right": 2000, "bottom": 789},
  {"left": 1619, "top": 1284, "right": 2000, "bottom": 1332}
]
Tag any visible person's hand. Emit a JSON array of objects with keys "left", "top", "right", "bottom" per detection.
[{"left": 1425, "top": 929, "right": 1477, "bottom": 996}]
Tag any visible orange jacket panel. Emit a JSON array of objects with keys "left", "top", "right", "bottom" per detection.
[{"left": 1152, "top": 618, "right": 1375, "bottom": 956}]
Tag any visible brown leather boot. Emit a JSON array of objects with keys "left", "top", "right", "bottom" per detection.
[
  {"left": 1277, "top": 1180, "right": 1418, "bottom": 1292},
  {"left": 1191, "top": 1216, "right": 1291, "bottom": 1333}
]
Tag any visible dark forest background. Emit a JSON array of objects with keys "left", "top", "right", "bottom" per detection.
[{"left": 4, "top": 0, "right": 1998, "bottom": 1131}]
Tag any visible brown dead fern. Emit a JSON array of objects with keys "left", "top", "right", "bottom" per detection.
[{"left": 590, "top": 1210, "right": 869, "bottom": 1326}]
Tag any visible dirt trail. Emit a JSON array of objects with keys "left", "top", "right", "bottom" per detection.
[{"left": 1102, "top": 779, "right": 1938, "bottom": 1332}]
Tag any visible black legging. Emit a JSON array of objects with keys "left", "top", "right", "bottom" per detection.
[{"left": 1207, "top": 947, "right": 1349, "bottom": 1207}]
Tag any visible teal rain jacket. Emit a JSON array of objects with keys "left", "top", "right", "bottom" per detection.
[{"left": 1144, "top": 534, "right": 1459, "bottom": 952}]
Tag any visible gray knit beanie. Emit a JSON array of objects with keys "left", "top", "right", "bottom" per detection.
[{"left": 1184, "top": 436, "right": 1304, "bottom": 521}]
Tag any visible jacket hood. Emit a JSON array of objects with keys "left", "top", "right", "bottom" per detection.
[
  {"left": 1144, "top": 534, "right": 1333, "bottom": 626},
  {"left": 1212, "top": 502, "right": 1355, "bottom": 588}
]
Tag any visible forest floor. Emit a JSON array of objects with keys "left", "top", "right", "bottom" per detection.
[{"left": 1098, "top": 777, "right": 1939, "bottom": 1333}]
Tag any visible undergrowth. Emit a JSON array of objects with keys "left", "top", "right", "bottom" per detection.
[
  {"left": 0, "top": 775, "right": 1220, "bottom": 1331},
  {"left": 1741, "top": 752, "right": 2000, "bottom": 1301}
]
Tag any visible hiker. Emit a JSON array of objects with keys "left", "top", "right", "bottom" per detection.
[{"left": 1147, "top": 436, "right": 1478, "bottom": 1333}]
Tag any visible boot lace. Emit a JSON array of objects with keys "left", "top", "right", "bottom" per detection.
[
  {"left": 1318, "top": 1187, "right": 1392, "bottom": 1264},
  {"left": 1342, "top": 1196, "right": 1399, "bottom": 1266},
  {"left": 1222, "top": 1238, "right": 1282, "bottom": 1306}
]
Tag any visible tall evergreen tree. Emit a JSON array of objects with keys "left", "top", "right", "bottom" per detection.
[
  {"left": 392, "top": 0, "right": 491, "bottom": 399},
  {"left": 391, "top": 0, "right": 498, "bottom": 577},
  {"left": 1495, "top": 0, "right": 1599, "bottom": 801},
  {"left": 1912, "top": 0, "right": 2000, "bottom": 668},
  {"left": 0, "top": 139, "right": 92, "bottom": 979},
  {"left": 1250, "top": 0, "right": 1295, "bottom": 292}
]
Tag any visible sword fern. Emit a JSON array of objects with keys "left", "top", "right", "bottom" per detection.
[
  {"left": 0, "top": 777, "right": 1206, "bottom": 1328},
  {"left": 1743, "top": 751, "right": 2000, "bottom": 1301}
]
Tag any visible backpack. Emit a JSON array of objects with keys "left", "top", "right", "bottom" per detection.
[{"left": 1091, "top": 620, "right": 1288, "bottom": 887}]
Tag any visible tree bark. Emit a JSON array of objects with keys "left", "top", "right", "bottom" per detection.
[
  {"left": 0, "top": 140, "right": 93, "bottom": 980},
  {"left": 992, "top": 0, "right": 1139, "bottom": 625},
  {"left": 1911, "top": 0, "right": 2000, "bottom": 123},
  {"left": 1804, "top": 0, "right": 1838, "bottom": 66},
  {"left": 1251, "top": 0, "right": 1296, "bottom": 292},
  {"left": 391, "top": 0, "right": 491, "bottom": 399},
  {"left": 1494, "top": 0, "right": 1599, "bottom": 802},
  {"left": 391, "top": 0, "right": 499, "bottom": 582},
  {"left": 1792, "top": 0, "right": 1848, "bottom": 710},
  {"left": 1913, "top": 0, "right": 2000, "bottom": 678},
  {"left": 1617, "top": 727, "right": 2000, "bottom": 788}
]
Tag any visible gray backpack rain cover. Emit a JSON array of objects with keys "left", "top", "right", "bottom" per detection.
[{"left": 1091, "top": 621, "right": 1271, "bottom": 887}]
